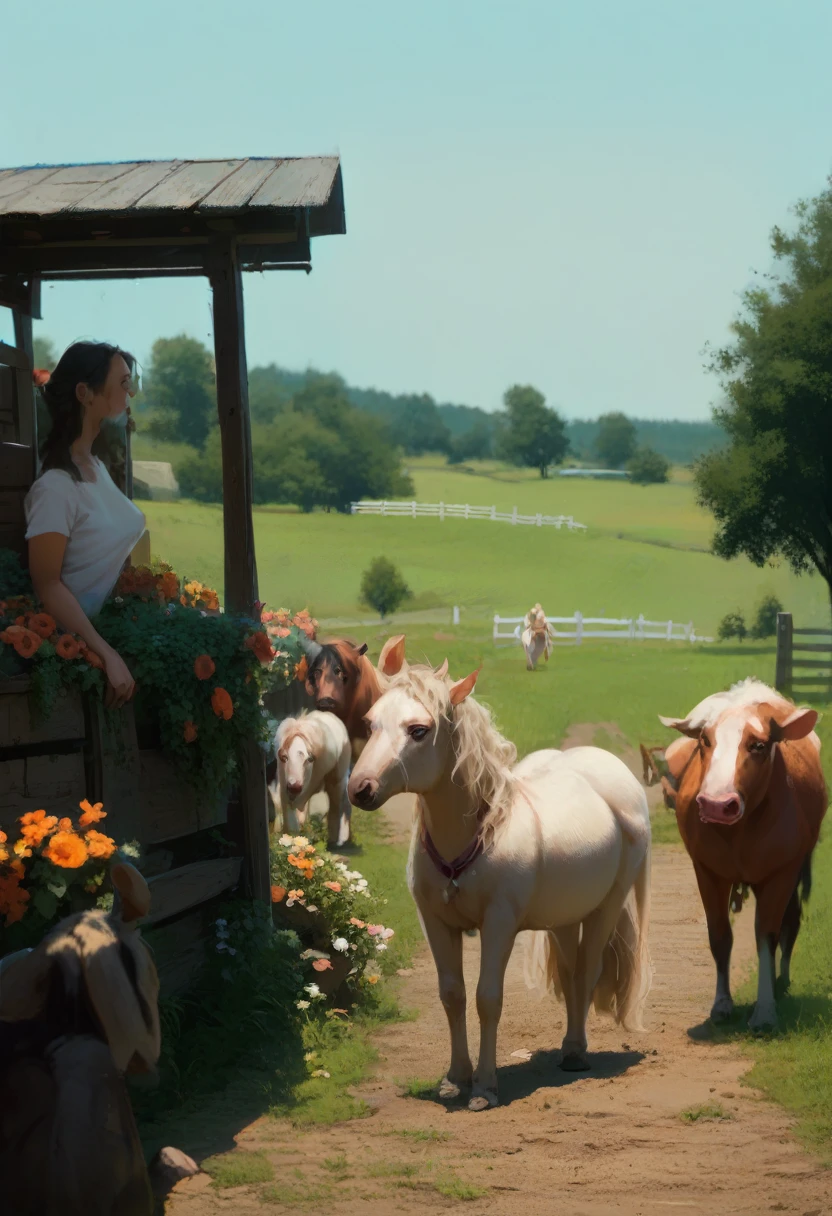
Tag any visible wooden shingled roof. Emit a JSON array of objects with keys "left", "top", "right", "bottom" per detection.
[{"left": 0, "top": 157, "right": 344, "bottom": 223}]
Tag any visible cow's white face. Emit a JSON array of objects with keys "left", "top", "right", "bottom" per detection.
[
  {"left": 279, "top": 734, "right": 314, "bottom": 806},
  {"left": 695, "top": 703, "right": 817, "bottom": 826}
]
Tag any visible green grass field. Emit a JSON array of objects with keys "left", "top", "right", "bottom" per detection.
[{"left": 137, "top": 458, "right": 832, "bottom": 1155}]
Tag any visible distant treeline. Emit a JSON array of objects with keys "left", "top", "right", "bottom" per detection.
[{"left": 250, "top": 363, "right": 725, "bottom": 467}]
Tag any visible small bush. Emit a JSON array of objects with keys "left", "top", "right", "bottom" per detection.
[
  {"left": 628, "top": 446, "right": 670, "bottom": 485},
  {"left": 718, "top": 610, "right": 747, "bottom": 643},
  {"left": 751, "top": 594, "right": 783, "bottom": 640},
  {"left": 359, "top": 557, "right": 412, "bottom": 620}
]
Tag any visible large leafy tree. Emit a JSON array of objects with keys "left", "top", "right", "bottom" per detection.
[
  {"left": 595, "top": 412, "right": 637, "bottom": 468},
  {"left": 695, "top": 180, "right": 832, "bottom": 614},
  {"left": 142, "top": 335, "right": 216, "bottom": 450},
  {"left": 498, "top": 385, "right": 568, "bottom": 478}
]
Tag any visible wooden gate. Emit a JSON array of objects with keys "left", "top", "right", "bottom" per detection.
[{"left": 774, "top": 612, "right": 832, "bottom": 698}]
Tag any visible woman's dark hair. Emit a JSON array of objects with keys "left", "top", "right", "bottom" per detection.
[{"left": 39, "top": 341, "right": 134, "bottom": 481}]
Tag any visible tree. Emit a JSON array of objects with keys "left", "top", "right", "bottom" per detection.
[
  {"left": 32, "top": 337, "right": 57, "bottom": 370},
  {"left": 595, "top": 412, "right": 637, "bottom": 468},
  {"left": 718, "top": 611, "right": 747, "bottom": 643},
  {"left": 628, "top": 446, "right": 670, "bottom": 484},
  {"left": 447, "top": 419, "right": 493, "bottom": 465},
  {"left": 497, "top": 385, "right": 568, "bottom": 478},
  {"left": 695, "top": 180, "right": 832, "bottom": 617},
  {"left": 751, "top": 594, "right": 784, "bottom": 640},
  {"left": 359, "top": 557, "right": 412, "bottom": 620},
  {"left": 142, "top": 335, "right": 216, "bottom": 450}
]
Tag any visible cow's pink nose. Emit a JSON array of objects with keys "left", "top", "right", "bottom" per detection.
[
  {"left": 696, "top": 793, "right": 743, "bottom": 824},
  {"left": 287, "top": 781, "right": 303, "bottom": 798}
]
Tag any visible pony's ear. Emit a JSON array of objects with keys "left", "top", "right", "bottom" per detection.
[
  {"left": 111, "top": 862, "right": 151, "bottom": 923},
  {"left": 769, "top": 706, "right": 818, "bottom": 743},
  {"left": 435, "top": 658, "right": 449, "bottom": 679},
  {"left": 658, "top": 714, "right": 701, "bottom": 738},
  {"left": 449, "top": 668, "right": 480, "bottom": 706},
  {"left": 378, "top": 634, "right": 406, "bottom": 676}
]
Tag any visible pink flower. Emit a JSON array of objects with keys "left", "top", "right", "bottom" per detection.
[
  {"left": 312, "top": 958, "right": 333, "bottom": 972},
  {"left": 367, "top": 924, "right": 383, "bottom": 937}
]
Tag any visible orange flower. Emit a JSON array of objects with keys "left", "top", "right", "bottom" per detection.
[
  {"left": 349, "top": 917, "right": 366, "bottom": 928},
  {"left": 312, "top": 958, "right": 333, "bottom": 972},
  {"left": 201, "top": 588, "right": 220, "bottom": 612},
  {"left": 324, "top": 881, "right": 342, "bottom": 893},
  {"left": 245, "top": 631, "right": 274, "bottom": 665},
  {"left": 294, "top": 656, "right": 308, "bottom": 684},
  {"left": 271, "top": 884, "right": 287, "bottom": 903},
  {"left": 367, "top": 975, "right": 379, "bottom": 985},
  {"left": 9, "top": 859, "right": 25, "bottom": 879},
  {"left": 43, "top": 831, "right": 88, "bottom": 868},
  {"left": 211, "top": 687, "right": 233, "bottom": 720},
  {"left": 157, "top": 571, "right": 179, "bottom": 601},
  {"left": 28, "top": 613, "right": 57, "bottom": 639},
  {"left": 84, "top": 829, "right": 116, "bottom": 860},
  {"left": 55, "top": 634, "right": 81, "bottom": 660},
  {"left": 58, "top": 818, "right": 73, "bottom": 832},
  {"left": 13, "top": 839, "right": 32, "bottom": 859},
  {"left": 83, "top": 647, "right": 105, "bottom": 670},
  {"left": 183, "top": 720, "right": 198, "bottom": 743},
  {"left": 0, "top": 830, "right": 6, "bottom": 843},
  {"left": 0, "top": 874, "right": 30, "bottom": 926},
  {"left": 194, "top": 654, "right": 216, "bottom": 681},
  {"left": 78, "top": 800, "right": 106, "bottom": 826},
  {"left": 0, "top": 626, "right": 25, "bottom": 644},
  {"left": 20, "top": 810, "right": 58, "bottom": 846},
  {"left": 11, "top": 629, "right": 41, "bottom": 659}
]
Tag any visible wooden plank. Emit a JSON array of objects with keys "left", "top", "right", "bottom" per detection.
[
  {"left": 136, "top": 749, "right": 227, "bottom": 844},
  {"left": 792, "top": 659, "right": 832, "bottom": 668},
  {"left": 199, "top": 159, "right": 280, "bottom": 210},
  {"left": 1, "top": 176, "right": 117, "bottom": 217},
  {"left": 793, "top": 628, "right": 832, "bottom": 636},
  {"left": 791, "top": 643, "right": 832, "bottom": 653},
  {"left": 136, "top": 161, "right": 242, "bottom": 211},
  {"left": 0, "top": 689, "right": 86, "bottom": 748},
  {"left": 789, "top": 677, "right": 832, "bottom": 687},
  {"left": 0, "top": 341, "right": 29, "bottom": 370},
  {"left": 0, "top": 244, "right": 210, "bottom": 275},
  {"left": 69, "top": 161, "right": 182, "bottom": 211},
  {"left": 775, "top": 612, "right": 793, "bottom": 692},
  {"left": 0, "top": 167, "right": 61, "bottom": 206},
  {"left": 209, "top": 236, "right": 269, "bottom": 904},
  {"left": 144, "top": 858, "right": 242, "bottom": 926},
  {"left": 0, "top": 752, "right": 88, "bottom": 829},
  {"left": 143, "top": 909, "right": 207, "bottom": 997},
  {"left": 248, "top": 157, "right": 339, "bottom": 209}
]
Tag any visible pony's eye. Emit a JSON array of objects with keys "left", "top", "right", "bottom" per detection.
[
  {"left": 409, "top": 726, "right": 429, "bottom": 742},
  {"left": 749, "top": 740, "right": 768, "bottom": 754}
]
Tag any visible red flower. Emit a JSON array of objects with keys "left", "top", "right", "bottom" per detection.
[
  {"left": 245, "top": 631, "right": 274, "bottom": 665},
  {"left": 194, "top": 654, "right": 216, "bottom": 681},
  {"left": 211, "top": 687, "right": 233, "bottom": 720},
  {"left": 55, "top": 634, "right": 81, "bottom": 660},
  {"left": 28, "top": 613, "right": 57, "bottom": 639},
  {"left": 183, "top": 720, "right": 198, "bottom": 743}
]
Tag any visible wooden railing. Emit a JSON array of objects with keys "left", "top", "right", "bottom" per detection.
[
  {"left": 775, "top": 612, "right": 832, "bottom": 696},
  {"left": 493, "top": 611, "right": 711, "bottom": 646},
  {"left": 351, "top": 501, "right": 587, "bottom": 530}
]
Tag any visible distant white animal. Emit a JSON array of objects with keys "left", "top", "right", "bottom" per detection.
[
  {"left": 269, "top": 711, "right": 353, "bottom": 847},
  {"left": 521, "top": 603, "right": 555, "bottom": 671}
]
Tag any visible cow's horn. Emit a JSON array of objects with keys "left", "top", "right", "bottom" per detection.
[{"left": 297, "top": 633, "right": 323, "bottom": 663}]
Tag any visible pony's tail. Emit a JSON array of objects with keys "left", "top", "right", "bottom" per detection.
[
  {"left": 594, "top": 840, "right": 653, "bottom": 1031},
  {"left": 523, "top": 930, "right": 563, "bottom": 1001}
]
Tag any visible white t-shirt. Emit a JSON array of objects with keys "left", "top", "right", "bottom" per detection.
[{"left": 24, "top": 459, "right": 147, "bottom": 618}]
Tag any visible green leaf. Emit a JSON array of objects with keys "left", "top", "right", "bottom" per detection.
[
  {"left": 47, "top": 876, "right": 68, "bottom": 899},
  {"left": 33, "top": 887, "right": 58, "bottom": 921}
]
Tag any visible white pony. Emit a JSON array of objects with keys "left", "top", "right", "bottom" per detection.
[
  {"left": 521, "top": 603, "right": 555, "bottom": 671},
  {"left": 269, "top": 711, "right": 352, "bottom": 847},
  {"left": 349, "top": 644, "right": 652, "bottom": 1112}
]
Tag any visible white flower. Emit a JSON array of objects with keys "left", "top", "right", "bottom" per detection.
[
  {"left": 114, "top": 596, "right": 123, "bottom": 604},
  {"left": 279, "top": 834, "right": 293, "bottom": 847},
  {"left": 375, "top": 942, "right": 388, "bottom": 952},
  {"left": 228, "top": 948, "right": 237, "bottom": 956},
  {"left": 292, "top": 836, "right": 309, "bottom": 849},
  {"left": 304, "top": 983, "right": 322, "bottom": 999},
  {"left": 296, "top": 999, "right": 311, "bottom": 1010},
  {"left": 215, "top": 918, "right": 228, "bottom": 927},
  {"left": 332, "top": 937, "right": 349, "bottom": 953},
  {"left": 381, "top": 928, "right": 395, "bottom": 940},
  {"left": 307, "top": 905, "right": 319, "bottom": 913},
  {"left": 311, "top": 1069, "right": 331, "bottom": 1078},
  {"left": 304, "top": 1051, "right": 317, "bottom": 1062}
]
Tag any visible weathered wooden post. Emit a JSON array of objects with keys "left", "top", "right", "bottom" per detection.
[
  {"left": 209, "top": 236, "right": 270, "bottom": 906},
  {"left": 775, "top": 612, "right": 793, "bottom": 693}
]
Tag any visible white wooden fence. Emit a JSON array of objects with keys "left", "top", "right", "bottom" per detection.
[
  {"left": 493, "top": 612, "right": 713, "bottom": 646},
  {"left": 350, "top": 501, "right": 587, "bottom": 530}
]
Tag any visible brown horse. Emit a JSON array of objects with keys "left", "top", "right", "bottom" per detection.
[
  {"left": 0, "top": 863, "right": 160, "bottom": 1216},
  {"left": 660, "top": 680, "right": 826, "bottom": 1029},
  {"left": 304, "top": 635, "right": 405, "bottom": 759}
]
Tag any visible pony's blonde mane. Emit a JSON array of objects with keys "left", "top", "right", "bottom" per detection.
[{"left": 389, "top": 664, "right": 518, "bottom": 848}]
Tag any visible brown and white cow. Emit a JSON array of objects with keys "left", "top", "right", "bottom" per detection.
[
  {"left": 659, "top": 678, "right": 826, "bottom": 1029},
  {"left": 303, "top": 634, "right": 406, "bottom": 761}
]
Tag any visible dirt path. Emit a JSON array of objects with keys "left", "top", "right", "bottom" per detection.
[{"left": 168, "top": 749, "right": 831, "bottom": 1215}]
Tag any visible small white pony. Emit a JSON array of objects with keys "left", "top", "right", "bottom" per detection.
[
  {"left": 270, "top": 711, "right": 352, "bottom": 848},
  {"left": 348, "top": 644, "right": 652, "bottom": 1112},
  {"left": 521, "top": 603, "right": 555, "bottom": 671}
]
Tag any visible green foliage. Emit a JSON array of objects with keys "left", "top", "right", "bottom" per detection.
[
  {"left": 0, "top": 549, "right": 34, "bottom": 597},
  {"left": 696, "top": 179, "right": 832, "bottom": 608},
  {"left": 628, "top": 445, "right": 670, "bottom": 484},
  {"left": 567, "top": 417, "right": 725, "bottom": 465},
  {"left": 717, "top": 610, "right": 747, "bottom": 642},
  {"left": 176, "top": 373, "right": 413, "bottom": 512},
  {"left": 141, "top": 334, "right": 217, "bottom": 450},
  {"left": 497, "top": 384, "right": 569, "bottom": 478},
  {"left": 595, "top": 411, "right": 637, "bottom": 468},
  {"left": 359, "top": 557, "right": 412, "bottom": 619},
  {"left": 202, "top": 1150, "right": 274, "bottom": 1188},
  {"left": 751, "top": 594, "right": 784, "bottom": 640},
  {"left": 680, "top": 1102, "right": 733, "bottom": 1123},
  {"left": 447, "top": 419, "right": 494, "bottom": 464},
  {"left": 32, "top": 336, "right": 57, "bottom": 370}
]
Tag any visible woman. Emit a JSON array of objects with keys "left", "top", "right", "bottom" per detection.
[{"left": 25, "top": 342, "right": 146, "bottom": 709}]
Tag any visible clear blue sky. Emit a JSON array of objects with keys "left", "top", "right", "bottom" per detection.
[{"left": 4, "top": 0, "right": 832, "bottom": 420}]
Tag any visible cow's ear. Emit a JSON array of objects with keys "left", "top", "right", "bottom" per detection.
[
  {"left": 770, "top": 707, "right": 818, "bottom": 743},
  {"left": 378, "top": 634, "right": 406, "bottom": 676},
  {"left": 450, "top": 669, "right": 480, "bottom": 706},
  {"left": 658, "top": 714, "right": 702, "bottom": 739}
]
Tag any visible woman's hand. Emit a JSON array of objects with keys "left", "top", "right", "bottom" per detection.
[{"left": 102, "top": 648, "right": 136, "bottom": 709}]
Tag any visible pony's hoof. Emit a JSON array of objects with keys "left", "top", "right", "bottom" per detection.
[
  {"left": 748, "top": 1003, "right": 778, "bottom": 1033},
  {"left": 438, "top": 1076, "right": 469, "bottom": 1101},
  {"left": 710, "top": 997, "right": 734, "bottom": 1022},
  {"left": 560, "top": 1050, "right": 591, "bottom": 1072},
  {"left": 468, "top": 1089, "right": 498, "bottom": 1112}
]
